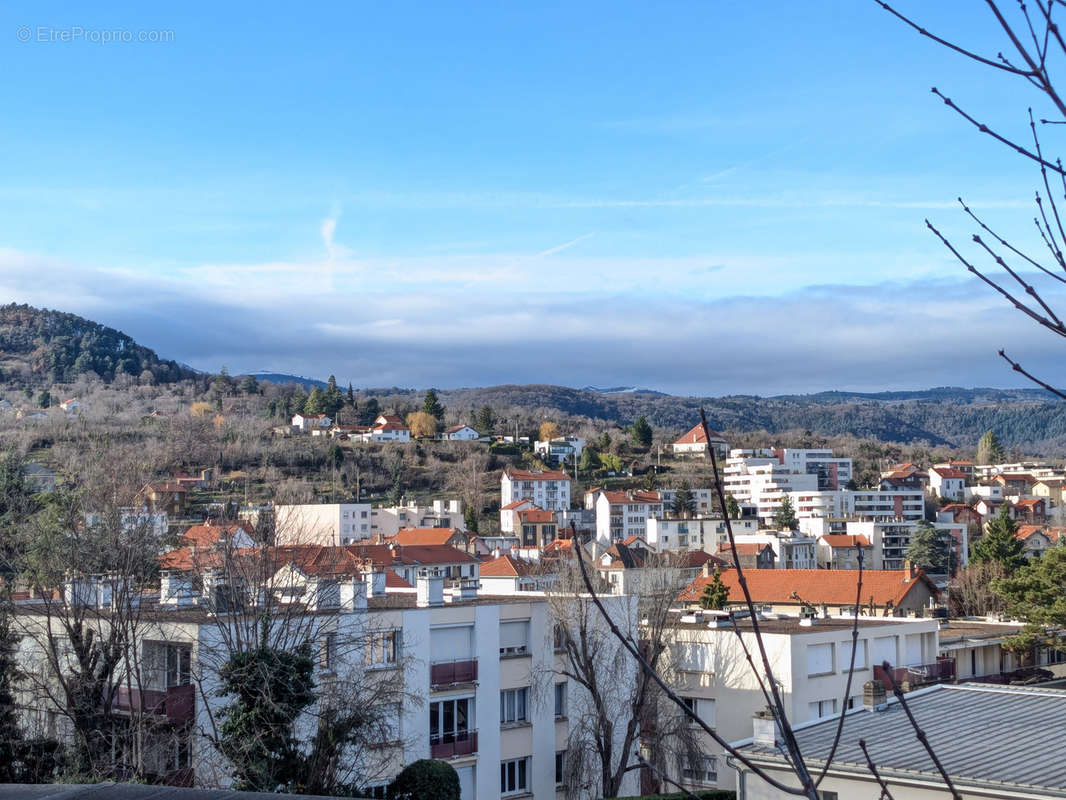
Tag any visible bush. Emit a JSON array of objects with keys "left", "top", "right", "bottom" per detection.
[{"left": 388, "top": 759, "right": 460, "bottom": 800}]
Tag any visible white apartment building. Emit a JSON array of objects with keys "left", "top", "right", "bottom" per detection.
[
  {"left": 776, "top": 448, "right": 853, "bottom": 489},
  {"left": 723, "top": 452, "right": 819, "bottom": 524},
  {"left": 645, "top": 516, "right": 760, "bottom": 551},
  {"left": 591, "top": 490, "right": 664, "bottom": 544},
  {"left": 276, "top": 502, "right": 374, "bottom": 546},
  {"left": 658, "top": 486, "right": 718, "bottom": 515},
  {"left": 371, "top": 499, "right": 464, "bottom": 537},
  {"left": 501, "top": 469, "right": 572, "bottom": 513},
  {"left": 666, "top": 612, "right": 941, "bottom": 793},
  {"left": 533, "top": 436, "right": 585, "bottom": 465},
  {"left": 790, "top": 488, "right": 925, "bottom": 527},
  {"left": 14, "top": 571, "right": 638, "bottom": 800}
]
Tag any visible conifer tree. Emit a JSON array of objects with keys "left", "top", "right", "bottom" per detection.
[
  {"left": 699, "top": 568, "right": 729, "bottom": 610},
  {"left": 422, "top": 389, "right": 445, "bottom": 422},
  {"left": 972, "top": 504, "right": 1026, "bottom": 573}
]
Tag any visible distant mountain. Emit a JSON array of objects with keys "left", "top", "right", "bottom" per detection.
[
  {"left": 582, "top": 386, "right": 668, "bottom": 396},
  {"left": 0, "top": 303, "right": 197, "bottom": 386},
  {"left": 247, "top": 372, "right": 329, "bottom": 391}
]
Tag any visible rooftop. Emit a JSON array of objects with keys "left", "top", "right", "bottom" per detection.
[{"left": 736, "top": 683, "right": 1066, "bottom": 797}]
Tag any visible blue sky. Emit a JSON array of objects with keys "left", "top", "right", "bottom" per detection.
[{"left": 1, "top": 1, "right": 1063, "bottom": 395}]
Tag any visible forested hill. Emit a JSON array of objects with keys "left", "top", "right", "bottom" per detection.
[
  {"left": 0, "top": 303, "right": 197, "bottom": 385},
  {"left": 435, "top": 384, "right": 1066, "bottom": 452}
]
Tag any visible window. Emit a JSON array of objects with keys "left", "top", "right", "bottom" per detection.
[
  {"left": 553, "top": 623, "right": 566, "bottom": 651},
  {"left": 143, "top": 641, "right": 191, "bottom": 690},
  {"left": 501, "top": 757, "right": 529, "bottom": 795},
  {"left": 555, "top": 750, "right": 566, "bottom": 786},
  {"left": 366, "top": 630, "right": 400, "bottom": 668},
  {"left": 816, "top": 792, "right": 839, "bottom": 800},
  {"left": 840, "top": 639, "right": 867, "bottom": 670},
  {"left": 681, "top": 755, "right": 717, "bottom": 784},
  {"left": 808, "top": 699, "right": 837, "bottom": 719},
  {"left": 500, "top": 620, "right": 530, "bottom": 656},
  {"left": 500, "top": 687, "right": 529, "bottom": 724},
  {"left": 806, "top": 643, "right": 834, "bottom": 676},
  {"left": 554, "top": 682, "right": 567, "bottom": 718},
  {"left": 429, "top": 697, "right": 471, "bottom": 745},
  {"left": 319, "top": 633, "right": 337, "bottom": 671}
]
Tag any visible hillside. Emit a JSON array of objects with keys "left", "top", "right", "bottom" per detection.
[
  {"left": 433, "top": 384, "right": 1066, "bottom": 452},
  {"left": 0, "top": 303, "right": 197, "bottom": 386}
]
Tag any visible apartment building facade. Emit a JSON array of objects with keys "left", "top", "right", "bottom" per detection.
[
  {"left": 275, "top": 502, "right": 374, "bottom": 546},
  {"left": 501, "top": 469, "right": 572, "bottom": 513}
]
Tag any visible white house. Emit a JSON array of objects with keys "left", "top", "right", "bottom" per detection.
[
  {"left": 671, "top": 422, "right": 729, "bottom": 458},
  {"left": 590, "top": 489, "right": 664, "bottom": 545},
  {"left": 441, "top": 424, "right": 480, "bottom": 441},
  {"left": 364, "top": 414, "right": 411, "bottom": 443},
  {"left": 533, "top": 436, "right": 585, "bottom": 464},
  {"left": 292, "top": 412, "right": 332, "bottom": 432},
  {"left": 928, "top": 466, "right": 967, "bottom": 501}
]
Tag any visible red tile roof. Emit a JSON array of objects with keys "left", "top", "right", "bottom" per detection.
[
  {"left": 678, "top": 568, "right": 938, "bottom": 607},
  {"left": 931, "top": 467, "right": 967, "bottom": 479},
  {"left": 346, "top": 542, "right": 479, "bottom": 566},
  {"left": 1015, "top": 525, "right": 1064, "bottom": 542},
  {"left": 501, "top": 499, "right": 535, "bottom": 511},
  {"left": 181, "top": 521, "right": 255, "bottom": 548},
  {"left": 819, "top": 534, "right": 872, "bottom": 548},
  {"left": 602, "top": 490, "right": 661, "bottom": 505},
  {"left": 718, "top": 542, "right": 771, "bottom": 557},
  {"left": 388, "top": 528, "right": 462, "bottom": 546},
  {"left": 673, "top": 422, "right": 726, "bottom": 446},
  {"left": 505, "top": 468, "right": 571, "bottom": 482},
  {"left": 1014, "top": 498, "right": 1045, "bottom": 508},
  {"left": 386, "top": 569, "right": 414, "bottom": 589},
  {"left": 479, "top": 554, "right": 533, "bottom": 577},
  {"left": 517, "top": 508, "right": 555, "bottom": 523}
]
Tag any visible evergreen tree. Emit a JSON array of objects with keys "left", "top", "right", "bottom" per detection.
[
  {"left": 240, "top": 374, "right": 260, "bottom": 395},
  {"left": 578, "top": 446, "right": 600, "bottom": 472},
  {"left": 36, "top": 390, "right": 51, "bottom": 409},
  {"left": 474, "top": 406, "right": 496, "bottom": 435},
  {"left": 304, "top": 387, "right": 326, "bottom": 415},
  {"left": 906, "top": 519, "right": 951, "bottom": 573},
  {"left": 699, "top": 568, "right": 730, "bottom": 610},
  {"left": 463, "top": 505, "right": 479, "bottom": 533},
  {"left": 346, "top": 382, "right": 356, "bottom": 407},
  {"left": 671, "top": 483, "right": 696, "bottom": 517},
  {"left": 322, "top": 376, "right": 345, "bottom": 417},
  {"left": 772, "top": 496, "right": 799, "bottom": 531},
  {"left": 360, "top": 397, "right": 381, "bottom": 426},
  {"left": 0, "top": 601, "right": 24, "bottom": 782},
  {"left": 631, "top": 416, "right": 653, "bottom": 449},
  {"left": 972, "top": 504, "right": 1026, "bottom": 572},
  {"left": 725, "top": 494, "right": 741, "bottom": 520},
  {"left": 976, "top": 429, "right": 1006, "bottom": 465},
  {"left": 422, "top": 389, "right": 445, "bottom": 422},
  {"left": 216, "top": 641, "right": 316, "bottom": 791},
  {"left": 389, "top": 759, "right": 460, "bottom": 800}
]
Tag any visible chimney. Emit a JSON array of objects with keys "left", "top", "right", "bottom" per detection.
[
  {"left": 160, "top": 571, "right": 194, "bottom": 606},
  {"left": 752, "top": 708, "right": 779, "bottom": 747},
  {"left": 416, "top": 571, "right": 445, "bottom": 607},
  {"left": 702, "top": 561, "right": 712, "bottom": 578},
  {"left": 864, "top": 680, "right": 887, "bottom": 711},
  {"left": 340, "top": 577, "right": 368, "bottom": 611},
  {"left": 365, "top": 569, "right": 386, "bottom": 598}
]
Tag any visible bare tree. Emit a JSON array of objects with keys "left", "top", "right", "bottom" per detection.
[{"left": 877, "top": 0, "right": 1066, "bottom": 398}]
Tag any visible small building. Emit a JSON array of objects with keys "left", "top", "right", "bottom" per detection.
[
  {"left": 1013, "top": 496, "right": 1047, "bottom": 523},
  {"left": 441, "top": 424, "right": 480, "bottom": 441},
  {"left": 671, "top": 422, "right": 728, "bottom": 459},
  {"left": 21, "top": 462, "right": 57, "bottom": 492},
  {"left": 291, "top": 412, "right": 332, "bottom": 432},
  {"left": 816, "top": 534, "right": 873, "bottom": 570},
  {"left": 533, "top": 435, "right": 586, "bottom": 464},
  {"left": 928, "top": 466, "right": 967, "bottom": 502},
  {"left": 137, "top": 482, "right": 187, "bottom": 516},
  {"left": 717, "top": 542, "right": 776, "bottom": 571}
]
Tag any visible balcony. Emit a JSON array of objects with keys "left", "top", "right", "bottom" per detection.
[
  {"left": 113, "top": 683, "right": 195, "bottom": 724},
  {"left": 430, "top": 658, "right": 478, "bottom": 687},
  {"left": 430, "top": 729, "right": 478, "bottom": 759},
  {"left": 874, "top": 657, "right": 955, "bottom": 688}
]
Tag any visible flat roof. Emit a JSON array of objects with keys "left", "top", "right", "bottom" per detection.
[
  {"left": 669, "top": 614, "right": 912, "bottom": 635},
  {"left": 736, "top": 683, "right": 1066, "bottom": 796}
]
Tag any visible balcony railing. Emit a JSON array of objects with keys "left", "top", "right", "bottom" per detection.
[
  {"left": 430, "top": 658, "right": 478, "bottom": 687},
  {"left": 430, "top": 729, "right": 478, "bottom": 759},
  {"left": 874, "top": 657, "right": 955, "bottom": 688},
  {"left": 113, "top": 683, "right": 195, "bottom": 724}
]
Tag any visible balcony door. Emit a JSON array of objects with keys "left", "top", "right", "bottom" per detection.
[{"left": 430, "top": 697, "right": 471, "bottom": 744}]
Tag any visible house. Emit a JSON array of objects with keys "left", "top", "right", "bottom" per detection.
[
  {"left": 441, "top": 424, "right": 479, "bottom": 441},
  {"left": 172, "top": 468, "right": 216, "bottom": 490},
  {"left": 816, "top": 534, "right": 873, "bottom": 570},
  {"left": 974, "top": 496, "right": 1008, "bottom": 522},
  {"left": 936, "top": 503, "right": 983, "bottom": 527},
  {"left": 137, "top": 482, "right": 187, "bottom": 516},
  {"left": 731, "top": 533, "right": 818, "bottom": 569},
  {"left": 671, "top": 422, "right": 729, "bottom": 459},
  {"left": 515, "top": 507, "right": 557, "bottom": 548},
  {"left": 1032, "top": 477, "right": 1066, "bottom": 508},
  {"left": 679, "top": 567, "right": 939, "bottom": 616},
  {"left": 291, "top": 412, "right": 332, "bottom": 432},
  {"left": 666, "top": 612, "right": 942, "bottom": 793},
  {"left": 1013, "top": 496, "right": 1047, "bottom": 523},
  {"left": 500, "top": 468, "right": 572, "bottom": 512},
  {"left": 591, "top": 489, "right": 664, "bottom": 544},
  {"left": 928, "top": 466, "right": 966, "bottom": 501},
  {"left": 59, "top": 398, "right": 85, "bottom": 413},
  {"left": 385, "top": 527, "right": 470, "bottom": 551},
  {"left": 716, "top": 542, "right": 776, "bottom": 570},
  {"left": 499, "top": 498, "right": 537, "bottom": 533},
  {"left": 533, "top": 435, "right": 585, "bottom": 464},
  {"left": 328, "top": 424, "right": 369, "bottom": 440},
  {"left": 478, "top": 553, "right": 554, "bottom": 593},
  {"left": 365, "top": 414, "right": 411, "bottom": 443},
  {"left": 1014, "top": 524, "right": 1064, "bottom": 559},
  {"left": 180, "top": 520, "right": 256, "bottom": 550},
  {"left": 346, "top": 542, "right": 481, "bottom": 585},
  {"left": 993, "top": 472, "right": 1038, "bottom": 495},
  {"left": 731, "top": 683, "right": 1066, "bottom": 800},
  {"left": 879, "top": 462, "right": 928, "bottom": 492}
]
